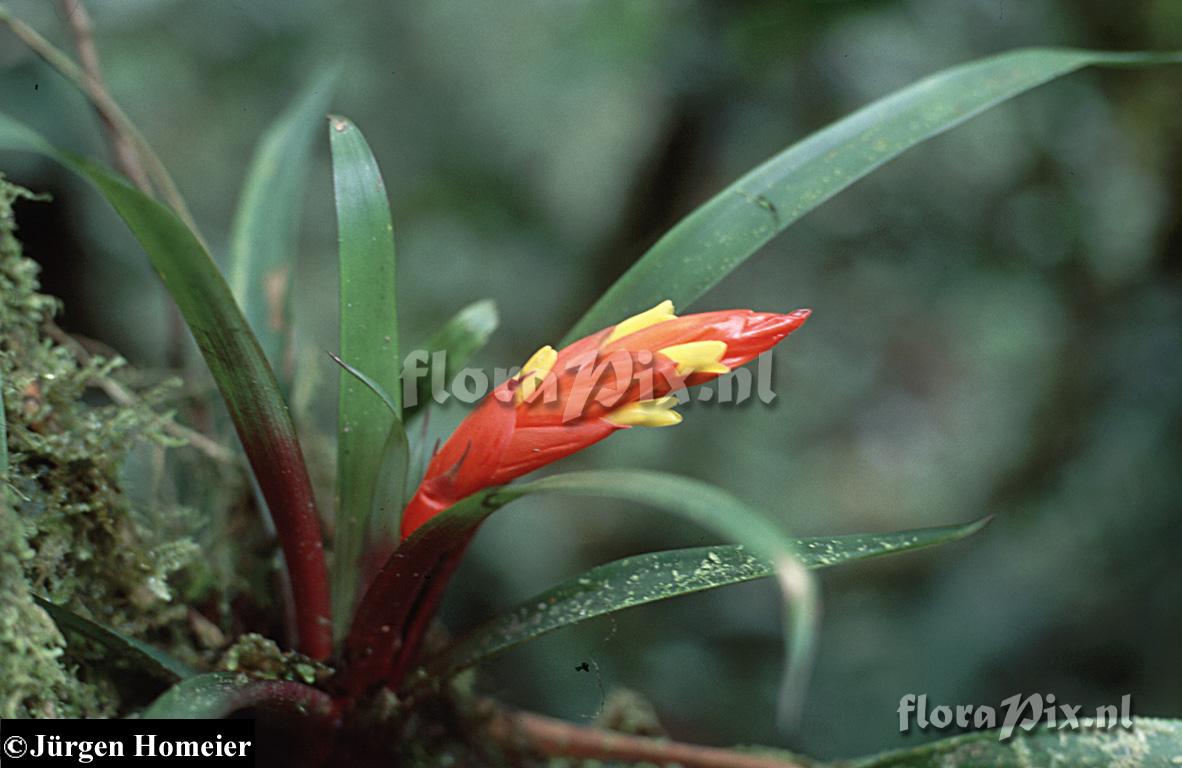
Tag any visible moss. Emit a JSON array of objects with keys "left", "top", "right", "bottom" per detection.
[
  {"left": 0, "top": 485, "right": 111, "bottom": 717},
  {"left": 0, "top": 175, "right": 201, "bottom": 716},
  {"left": 217, "top": 633, "right": 331, "bottom": 686}
]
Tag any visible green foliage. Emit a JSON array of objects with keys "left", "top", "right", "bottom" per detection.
[
  {"left": 355, "top": 469, "right": 819, "bottom": 724},
  {"left": 428, "top": 518, "right": 989, "bottom": 680},
  {"left": 329, "top": 351, "right": 409, "bottom": 590},
  {"left": 0, "top": 176, "right": 196, "bottom": 716},
  {"left": 2, "top": 3, "right": 1179, "bottom": 759},
  {"left": 33, "top": 596, "right": 197, "bottom": 684},
  {"left": 563, "top": 48, "right": 1182, "bottom": 343},
  {"left": 0, "top": 113, "right": 332, "bottom": 659},
  {"left": 329, "top": 115, "right": 404, "bottom": 638},
  {"left": 229, "top": 68, "right": 339, "bottom": 386}
]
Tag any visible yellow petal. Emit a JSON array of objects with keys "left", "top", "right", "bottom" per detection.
[
  {"left": 603, "top": 396, "right": 683, "bottom": 428},
  {"left": 657, "top": 340, "right": 730, "bottom": 376},
  {"left": 516, "top": 345, "right": 558, "bottom": 403},
  {"left": 604, "top": 300, "right": 677, "bottom": 343}
]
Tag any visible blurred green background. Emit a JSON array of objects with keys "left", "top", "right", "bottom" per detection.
[{"left": 2, "top": 0, "right": 1180, "bottom": 759}]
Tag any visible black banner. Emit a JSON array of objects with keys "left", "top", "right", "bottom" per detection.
[{"left": 0, "top": 719, "right": 255, "bottom": 766}]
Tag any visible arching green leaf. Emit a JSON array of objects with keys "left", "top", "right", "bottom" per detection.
[
  {"left": 350, "top": 469, "right": 819, "bottom": 724},
  {"left": 564, "top": 48, "right": 1182, "bottom": 342},
  {"left": 428, "top": 517, "right": 989, "bottom": 679}
]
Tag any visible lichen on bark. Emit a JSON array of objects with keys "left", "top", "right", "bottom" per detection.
[{"left": 0, "top": 174, "right": 202, "bottom": 717}]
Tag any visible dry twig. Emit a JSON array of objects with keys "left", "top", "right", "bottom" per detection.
[
  {"left": 487, "top": 707, "right": 808, "bottom": 768},
  {"left": 1, "top": 4, "right": 201, "bottom": 238},
  {"left": 58, "top": 0, "right": 150, "bottom": 191}
]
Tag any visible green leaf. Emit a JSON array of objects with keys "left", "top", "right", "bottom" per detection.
[
  {"left": 349, "top": 469, "right": 819, "bottom": 724},
  {"left": 563, "top": 48, "right": 1182, "bottom": 342},
  {"left": 329, "top": 115, "right": 403, "bottom": 640},
  {"left": 33, "top": 596, "right": 197, "bottom": 683},
  {"left": 362, "top": 419, "right": 410, "bottom": 581},
  {"left": 0, "top": 114, "right": 332, "bottom": 659},
  {"left": 839, "top": 718, "right": 1182, "bottom": 768},
  {"left": 328, "top": 352, "right": 400, "bottom": 417},
  {"left": 427, "top": 517, "right": 989, "bottom": 680},
  {"left": 229, "top": 67, "right": 339, "bottom": 384},
  {"left": 328, "top": 351, "right": 409, "bottom": 579},
  {"left": 141, "top": 672, "right": 333, "bottom": 719},
  {"left": 404, "top": 299, "right": 499, "bottom": 416}
]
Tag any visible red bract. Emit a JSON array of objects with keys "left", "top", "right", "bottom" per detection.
[{"left": 401, "top": 301, "right": 811, "bottom": 539}]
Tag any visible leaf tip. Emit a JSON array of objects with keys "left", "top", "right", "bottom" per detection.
[{"left": 964, "top": 514, "right": 995, "bottom": 537}]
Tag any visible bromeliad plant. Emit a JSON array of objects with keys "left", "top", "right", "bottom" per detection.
[
  {"left": 344, "top": 302, "right": 814, "bottom": 696},
  {"left": 3, "top": 9, "right": 1182, "bottom": 762}
]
